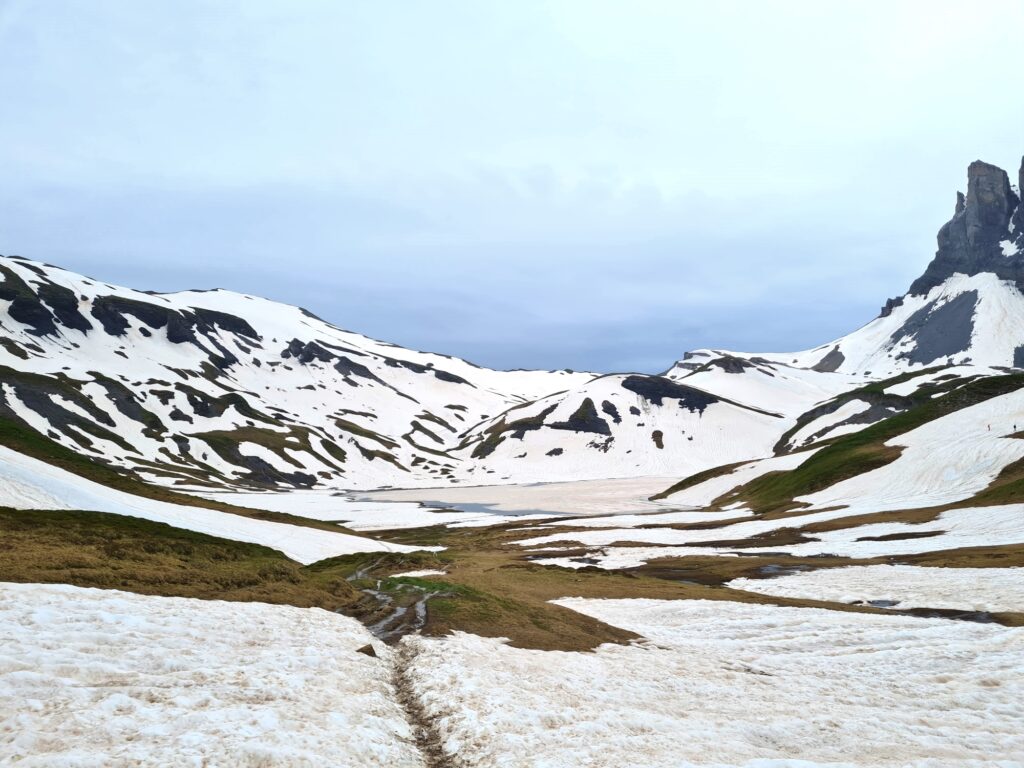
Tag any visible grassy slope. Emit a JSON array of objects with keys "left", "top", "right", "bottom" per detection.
[
  {"left": 361, "top": 519, "right": 1024, "bottom": 649},
  {"left": 714, "top": 373, "right": 1024, "bottom": 514},
  {"left": 5, "top": 372, "right": 1024, "bottom": 650},
  {"left": 769, "top": 366, "right": 949, "bottom": 454},
  {"left": 0, "top": 507, "right": 362, "bottom": 611}
]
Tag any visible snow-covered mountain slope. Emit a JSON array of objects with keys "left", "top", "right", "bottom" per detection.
[
  {"left": 2, "top": 155, "right": 1024, "bottom": 492},
  {"left": 0, "top": 253, "right": 868, "bottom": 490},
  {"left": 451, "top": 158, "right": 1024, "bottom": 484},
  {"left": 0, "top": 254, "right": 592, "bottom": 490},
  {"left": 449, "top": 373, "right": 804, "bottom": 485},
  {"left": 673, "top": 271, "right": 1024, "bottom": 379},
  {"left": 669, "top": 157, "right": 1024, "bottom": 380}
]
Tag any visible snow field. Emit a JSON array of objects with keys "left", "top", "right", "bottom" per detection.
[
  {"left": 728, "top": 565, "right": 1024, "bottom": 613},
  {"left": 0, "top": 583, "right": 422, "bottom": 767},
  {"left": 404, "top": 598, "right": 1024, "bottom": 767}
]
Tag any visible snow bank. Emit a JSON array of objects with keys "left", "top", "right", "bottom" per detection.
[
  {"left": 521, "top": 503, "right": 1024, "bottom": 565},
  {"left": 729, "top": 565, "right": 1024, "bottom": 613},
  {"left": 781, "top": 504, "right": 1024, "bottom": 558},
  {"left": 0, "top": 446, "right": 426, "bottom": 564},
  {"left": 0, "top": 583, "right": 422, "bottom": 767},
  {"left": 405, "top": 598, "right": 1024, "bottom": 767}
]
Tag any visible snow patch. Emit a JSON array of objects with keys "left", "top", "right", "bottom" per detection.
[
  {"left": 729, "top": 564, "right": 1024, "bottom": 613},
  {"left": 405, "top": 598, "right": 1024, "bottom": 766},
  {"left": 0, "top": 583, "right": 422, "bottom": 766}
]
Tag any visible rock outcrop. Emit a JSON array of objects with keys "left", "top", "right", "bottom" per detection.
[{"left": 909, "top": 159, "right": 1022, "bottom": 295}]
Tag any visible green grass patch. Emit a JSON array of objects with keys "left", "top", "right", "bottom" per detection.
[
  {"left": 720, "top": 373, "right": 1024, "bottom": 514},
  {"left": 649, "top": 460, "right": 749, "bottom": 501}
]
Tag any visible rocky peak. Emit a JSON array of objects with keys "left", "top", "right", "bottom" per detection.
[
  {"left": 1014, "top": 155, "right": 1024, "bottom": 237},
  {"left": 908, "top": 158, "right": 1022, "bottom": 295}
]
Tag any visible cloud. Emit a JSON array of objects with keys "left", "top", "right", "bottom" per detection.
[{"left": 0, "top": 1, "right": 1022, "bottom": 371}]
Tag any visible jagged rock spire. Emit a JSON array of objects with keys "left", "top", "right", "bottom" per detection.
[
  {"left": 1014, "top": 155, "right": 1024, "bottom": 238},
  {"left": 909, "top": 158, "right": 1022, "bottom": 295}
]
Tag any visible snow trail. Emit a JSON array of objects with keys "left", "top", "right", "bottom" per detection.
[{"left": 393, "top": 641, "right": 453, "bottom": 768}]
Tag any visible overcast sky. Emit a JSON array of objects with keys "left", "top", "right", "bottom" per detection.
[{"left": 1, "top": 1, "right": 1023, "bottom": 372}]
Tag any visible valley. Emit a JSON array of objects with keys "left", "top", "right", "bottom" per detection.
[{"left": 3, "top": 156, "right": 1024, "bottom": 765}]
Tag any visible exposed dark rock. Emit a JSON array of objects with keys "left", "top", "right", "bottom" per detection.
[
  {"left": 550, "top": 398, "right": 611, "bottom": 436},
  {"left": 672, "top": 350, "right": 712, "bottom": 372},
  {"left": 0, "top": 367, "right": 138, "bottom": 453},
  {"left": 471, "top": 404, "right": 558, "bottom": 459},
  {"left": 890, "top": 290, "right": 977, "bottom": 364},
  {"left": 1014, "top": 155, "right": 1024, "bottom": 240},
  {"left": 384, "top": 356, "right": 471, "bottom": 385},
  {"left": 545, "top": 447, "right": 563, "bottom": 456},
  {"left": 150, "top": 389, "right": 175, "bottom": 405},
  {"left": 709, "top": 356, "right": 753, "bottom": 374},
  {"left": 909, "top": 159, "right": 1022, "bottom": 295},
  {"left": 282, "top": 339, "right": 334, "bottom": 364},
  {"left": 0, "top": 265, "right": 58, "bottom": 336},
  {"left": 0, "top": 338, "right": 29, "bottom": 360},
  {"left": 91, "top": 295, "right": 175, "bottom": 336},
  {"left": 354, "top": 443, "right": 407, "bottom": 471},
  {"left": 651, "top": 430, "right": 664, "bottom": 449},
  {"left": 191, "top": 308, "right": 259, "bottom": 340},
  {"left": 334, "top": 356, "right": 382, "bottom": 384},
  {"left": 37, "top": 281, "right": 92, "bottom": 333},
  {"left": 811, "top": 346, "right": 845, "bottom": 373},
  {"left": 621, "top": 375, "right": 720, "bottom": 414},
  {"left": 601, "top": 400, "right": 621, "bottom": 424},
  {"left": 432, "top": 368, "right": 470, "bottom": 385},
  {"left": 88, "top": 373, "right": 166, "bottom": 438},
  {"left": 91, "top": 297, "right": 257, "bottom": 360},
  {"left": 280, "top": 338, "right": 397, "bottom": 390},
  {"left": 1014, "top": 345, "right": 1024, "bottom": 369},
  {"left": 176, "top": 384, "right": 275, "bottom": 424},
  {"left": 878, "top": 296, "right": 905, "bottom": 318}
]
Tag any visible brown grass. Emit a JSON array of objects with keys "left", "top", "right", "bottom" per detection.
[{"left": 0, "top": 507, "right": 363, "bottom": 612}]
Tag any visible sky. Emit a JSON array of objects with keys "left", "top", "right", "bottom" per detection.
[{"left": 1, "top": 1, "right": 1023, "bottom": 373}]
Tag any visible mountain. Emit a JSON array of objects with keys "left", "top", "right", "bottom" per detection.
[
  {"left": 0, "top": 258, "right": 592, "bottom": 490},
  {"left": 450, "top": 156, "right": 1024, "bottom": 481},
  {"left": 1, "top": 156, "right": 1022, "bottom": 491}
]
